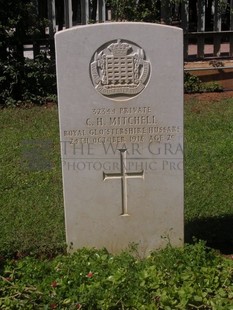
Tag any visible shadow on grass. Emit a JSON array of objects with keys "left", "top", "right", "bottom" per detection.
[{"left": 185, "top": 215, "right": 233, "bottom": 254}]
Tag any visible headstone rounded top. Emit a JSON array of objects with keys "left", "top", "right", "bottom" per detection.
[{"left": 90, "top": 38, "right": 151, "bottom": 101}]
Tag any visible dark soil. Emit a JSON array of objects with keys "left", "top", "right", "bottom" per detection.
[{"left": 185, "top": 90, "right": 233, "bottom": 102}]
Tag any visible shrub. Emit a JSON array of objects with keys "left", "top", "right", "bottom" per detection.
[
  {"left": 0, "top": 0, "right": 53, "bottom": 107},
  {"left": 0, "top": 54, "right": 57, "bottom": 107},
  {"left": 106, "top": 0, "right": 160, "bottom": 22},
  {"left": 184, "top": 72, "right": 202, "bottom": 93},
  {"left": 184, "top": 72, "right": 223, "bottom": 94},
  {"left": 23, "top": 54, "right": 57, "bottom": 104},
  {"left": 0, "top": 242, "right": 232, "bottom": 309}
]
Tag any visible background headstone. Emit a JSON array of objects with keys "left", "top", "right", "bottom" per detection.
[{"left": 56, "top": 23, "right": 183, "bottom": 254}]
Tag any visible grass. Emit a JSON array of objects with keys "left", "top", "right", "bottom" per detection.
[
  {"left": 0, "top": 97, "right": 233, "bottom": 257},
  {"left": 184, "top": 98, "right": 233, "bottom": 252},
  {"left": 185, "top": 99, "right": 232, "bottom": 219},
  {"left": 0, "top": 106, "right": 65, "bottom": 257}
]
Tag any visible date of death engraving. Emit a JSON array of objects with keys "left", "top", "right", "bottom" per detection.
[{"left": 63, "top": 106, "right": 182, "bottom": 145}]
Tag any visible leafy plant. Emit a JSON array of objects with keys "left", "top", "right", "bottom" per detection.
[
  {"left": 0, "top": 0, "right": 48, "bottom": 59},
  {"left": 0, "top": 0, "right": 53, "bottom": 107},
  {"left": 202, "top": 81, "right": 223, "bottom": 93},
  {"left": 0, "top": 53, "right": 57, "bottom": 107},
  {"left": 0, "top": 243, "right": 232, "bottom": 309},
  {"left": 184, "top": 72, "right": 202, "bottom": 93},
  {"left": 23, "top": 53, "right": 57, "bottom": 104},
  {"left": 106, "top": 0, "right": 160, "bottom": 22},
  {"left": 184, "top": 72, "right": 223, "bottom": 93}
]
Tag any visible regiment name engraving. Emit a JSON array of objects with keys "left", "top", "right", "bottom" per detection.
[{"left": 63, "top": 106, "right": 181, "bottom": 145}]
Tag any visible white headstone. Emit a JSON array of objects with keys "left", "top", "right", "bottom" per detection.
[{"left": 56, "top": 22, "right": 183, "bottom": 254}]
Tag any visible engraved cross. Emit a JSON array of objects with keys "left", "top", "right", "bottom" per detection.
[{"left": 103, "top": 149, "right": 144, "bottom": 216}]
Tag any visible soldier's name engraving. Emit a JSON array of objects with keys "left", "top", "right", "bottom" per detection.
[
  {"left": 63, "top": 105, "right": 181, "bottom": 145},
  {"left": 86, "top": 115, "right": 157, "bottom": 127}
]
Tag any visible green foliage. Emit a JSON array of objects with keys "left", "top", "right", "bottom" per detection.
[
  {"left": 202, "top": 81, "right": 224, "bottom": 93},
  {"left": 0, "top": 0, "right": 48, "bottom": 58},
  {"left": 106, "top": 0, "right": 160, "bottom": 22},
  {"left": 184, "top": 72, "right": 223, "bottom": 93},
  {"left": 217, "top": 0, "right": 230, "bottom": 14},
  {"left": 0, "top": 0, "right": 53, "bottom": 107},
  {"left": 23, "top": 54, "right": 57, "bottom": 104},
  {"left": 0, "top": 243, "right": 232, "bottom": 309},
  {"left": 0, "top": 54, "right": 57, "bottom": 107},
  {"left": 0, "top": 57, "right": 23, "bottom": 107},
  {"left": 184, "top": 72, "right": 202, "bottom": 93},
  {"left": 105, "top": 0, "right": 195, "bottom": 22}
]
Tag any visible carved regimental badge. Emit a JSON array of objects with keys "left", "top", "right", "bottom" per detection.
[{"left": 90, "top": 39, "right": 151, "bottom": 100}]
